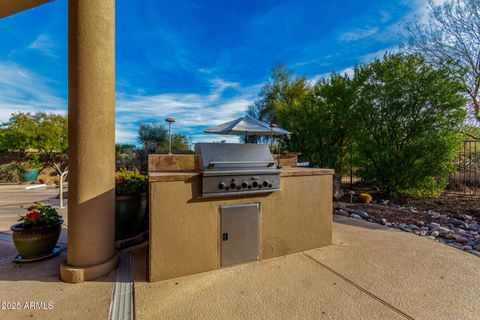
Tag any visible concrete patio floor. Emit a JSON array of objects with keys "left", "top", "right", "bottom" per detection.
[
  {"left": 0, "top": 184, "right": 110, "bottom": 320},
  {"left": 0, "top": 184, "right": 479, "bottom": 319},
  {"left": 135, "top": 216, "right": 480, "bottom": 320}
]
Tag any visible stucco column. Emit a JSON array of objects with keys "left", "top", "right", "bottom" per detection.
[{"left": 60, "top": 0, "right": 117, "bottom": 283}]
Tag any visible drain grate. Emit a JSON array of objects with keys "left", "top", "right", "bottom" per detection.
[{"left": 109, "top": 254, "right": 134, "bottom": 320}]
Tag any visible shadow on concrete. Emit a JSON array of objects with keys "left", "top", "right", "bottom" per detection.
[
  {"left": 121, "top": 242, "right": 148, "bottom": 283},
  {"left": 0, "top": 239, "right": 69, "bottom": 283},
  {"left": 0, "top": 227, "right": 118, "bottom": 283}
]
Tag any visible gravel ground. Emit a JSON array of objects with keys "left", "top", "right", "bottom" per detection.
[{"left": 334, "top": 194, "right": 480, "bottom": 257}]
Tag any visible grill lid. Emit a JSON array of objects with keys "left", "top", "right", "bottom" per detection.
[{"left": 195, "top": 143, "right": 276, "bottom": 171}]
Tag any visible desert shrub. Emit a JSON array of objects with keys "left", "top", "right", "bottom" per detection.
[
  {"left": 353, "top": 53, "right": 467, "bottom": 196},
  {"left": 115, "top": 171, "right": 148, "bottom": 196},
  {"left": 0, "top": 163, "right": 19, "bottom": 183},
  {"left": 138, "top": 123, "right": 190, "bottom": 153},
  {"left": 247, "top": 55, "right": 467, "bottom": 196},
  {"left": 16, "top": 154, "right": 43, "bottom": 171},
  {"left": 247, "top": 65, "right": 356, "bottom": 172},
  {"left": 358, "top": 193, "right": 372, "bottom": 203},
  {"left": 116, "top": 143, "right": 142, "bottom": 171}
]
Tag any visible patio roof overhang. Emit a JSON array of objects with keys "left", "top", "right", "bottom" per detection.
[{"left": 0, "top": 0, "right": 53, "bottom": 19}]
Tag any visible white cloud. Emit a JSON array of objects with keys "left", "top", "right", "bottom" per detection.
[
  {"left": 340, "top": 27, "right": 379, "bottom": 42},
  {"left": 27, "top": 34, "right": 56, "bottom": 57},
  {"left": 308, "top": 66, "right": 355, "bottom": 85},
  {"left": 307, "top": 48, "right": 398, "bottom": 85},
  {"left": 361, "top": 47, "right": 399, "bottom": 63},
  {"left": 306, "top": 74, "right": 326, "bottom": 85},
  {"left": 340, "top": 67, "right": 354, "bottom": 78},
  {"left": 0, "top": 63, "right": 256, "bottom": 145},
  {"left": 115, "top": 78, "right": 260, "bottom": 144},
  {"left": 411, "top": 0, "right": 448, "bottom": 19},
  {"left": 0, "top": 62, "right": 66, "bottom": 121}
]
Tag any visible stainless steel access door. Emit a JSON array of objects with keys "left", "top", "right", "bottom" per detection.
[{"left": 220, "top": 203, "right": 260, "bottom": 266}]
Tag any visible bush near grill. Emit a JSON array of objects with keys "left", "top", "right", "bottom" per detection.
[
  {"left": 352, "top": 54, "right": 466, "bottom": 196},
  {"left": 249, "top": 54, "right": 467, "bottom": 197},
  {"left": 115, "top": 171, "right": 148, "bottom": 248},
  {"left": 358, "top": 193, "right": 372, "bottom": 204}
]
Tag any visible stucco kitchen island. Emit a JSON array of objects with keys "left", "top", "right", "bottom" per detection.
[{"left": 148, "top": 163, "right": 334, "bottom": 282}]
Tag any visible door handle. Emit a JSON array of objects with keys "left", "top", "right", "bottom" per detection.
[{"left": 222, "top": 233, "right": 229, "bottom": 241}]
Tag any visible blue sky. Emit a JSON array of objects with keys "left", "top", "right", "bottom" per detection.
[{"left": 0, "top": 0, "right": 431, "bottom": 145}]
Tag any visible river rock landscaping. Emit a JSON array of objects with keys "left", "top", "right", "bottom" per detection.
[{"left": 335, "top": 195, "right": 480, "bottom": 257}]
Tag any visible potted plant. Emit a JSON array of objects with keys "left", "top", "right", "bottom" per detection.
[
  {"left": 17, "top": 155, "right": 43, "bottom": 184},
  {"left": 115, "top": 171, "right": 148, "bottom": 248},
  {"left": 10, "top": 203, "right": 63, "bottom": 259}
]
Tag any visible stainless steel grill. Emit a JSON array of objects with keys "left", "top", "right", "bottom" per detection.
[{"left": 195, "top": 143, "right": 281, "bottom": 198}]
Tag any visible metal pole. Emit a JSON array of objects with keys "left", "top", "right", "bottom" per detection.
[
  {"left": 277, "top": 137, "right": 281, "bottom": 168},
  {"left": 165, "top": 117, "right": 175, "bottom": 155},
  {"left": 269, "top": 122, "right": 277, "bottom": 151},
  {"left": 464, "top": 141, "right": 466, "bottom": 194},
  {"left": 469, "top": 141, "right": 472, "bottom": 195},
  {"left": 473, "top": 141, "right": 478, "bottom": 196},
  {"left": 270, "top": 128, "right": 273, "bottom": 150},
  {"left": 350, "top": 164, "right": 353, "bottom": 189},
  {"left": 59, "top": 170, "right": 68, "bottom": 208},
  {"left": 168, "top": 122, "right": 172, "bottom": 155}
]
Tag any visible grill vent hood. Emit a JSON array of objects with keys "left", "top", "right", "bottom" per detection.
[{"left": 195, "top": 143, "right": 275, "bottom": 171}]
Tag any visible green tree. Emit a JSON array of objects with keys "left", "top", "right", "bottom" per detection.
[
  {"left": 34, "top": 112, "right": 68, "bottom": 174},
  {"left": 278, "top": 74, "right": 356, "bottom": 172},
  {"left": 353, "top": 53, "right": 467, "bottom": 196},
  {"left": 115, "top": 143, "right": 142, "bottom": 171},
  {"left": 0, "top": 112, "right": 68, "bottom": 174},
  {"left": 0, "top": 112, "right": 38, "bottom": 157},
  {"left": 138, "top": 123, "right": 168, "bottom": 153},
  {"left": 170, "top": 133, "right": 191, "bottom": 152},
  {"left": 248, "top": 65, "right": 356, "bottom": 173},
  {"left": 138, "top": 123, "right": 190, "bottom": 153},
  {"left": 247, "top": 64, "right": 307, "bottom": 125}
]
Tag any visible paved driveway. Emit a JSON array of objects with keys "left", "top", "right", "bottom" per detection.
[{"left": 0, "top": 184, "right": 67, "bottom": 232}]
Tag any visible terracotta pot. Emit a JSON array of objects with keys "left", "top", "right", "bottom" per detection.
[
  {"left": 10, "top": 220, "right": 63, "bottom": 258},
  {"left": 115, "top": 193, "right": 148, "bottom": 247}
]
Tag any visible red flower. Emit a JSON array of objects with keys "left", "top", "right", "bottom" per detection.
[{"left": 25, "top": 210, "right": 41, "bottom": 221}]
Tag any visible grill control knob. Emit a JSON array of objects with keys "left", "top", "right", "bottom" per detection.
[
  {"left": 230, "top": 182, "right": 237, "bottom": 189},
  {"left": 218, "top": 182, "right": 227, "bottom": 190},
  {"left": 262, "top": 180, "right": 270, "bottom": 187},
  {"left": 252, "top": 181, "right": 258, "bottom": 188},
  {"left": 241, "top": 181, "right": 249, "bottom": 188}
]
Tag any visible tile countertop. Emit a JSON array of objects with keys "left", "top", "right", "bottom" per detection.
[{"left": 148, "top": 167, "right": 334, "bottom": 182}]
